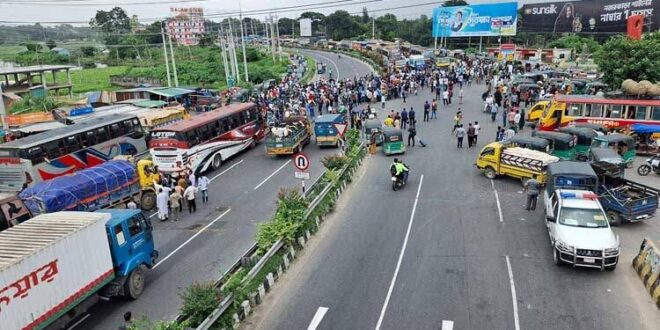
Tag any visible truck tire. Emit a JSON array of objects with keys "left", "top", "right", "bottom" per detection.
[
  {"left": 212, "top": 154, "right": 222, "bottom": 171},
  {"left": 607, "top": 211, "right": 621, "bottom": 226},
  {"left": 140, "top": 191, "right": 156, "bottom": 211},
  {"left": 124, "top": 267, "right": 145, "bottom": 300},
  {"left": 484, "top": 167, "right": 496, "bottom": 179}
]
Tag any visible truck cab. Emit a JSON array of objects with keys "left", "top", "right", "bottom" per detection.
[
  {"left": 97, "top": 209, "right": 158, "bottom": 299},
  {"left": 544, "top": 189, "right": 619, "bottom": 270}
]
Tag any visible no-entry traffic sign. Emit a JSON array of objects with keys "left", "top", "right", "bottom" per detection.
[
  {"left": 333, "top": 123, "right": 348, "bottom": 138},
  {"left": 293, "top": 153, "right": 310, "bottom": 171}
]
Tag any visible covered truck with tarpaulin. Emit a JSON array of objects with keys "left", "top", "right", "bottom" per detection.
[{"left": 19, "top": 160, "right": 139, "bottom": 215}]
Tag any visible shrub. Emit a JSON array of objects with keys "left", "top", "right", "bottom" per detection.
[
  {"left": 255, "top": 188, "right": 309, "bottom": 253},
  {"left": 322, "top": 154, "right": 348, "bottom": 170},
  {"left": 179, "top": 282, "right": 222, "bottom": 327}
]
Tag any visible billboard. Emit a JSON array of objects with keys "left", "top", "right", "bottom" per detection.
[
  {"left": 300, "top": 18, "right": 312, "bottom": 37},
  {"left": 432, "top": 2, "right": 518, "bottom": 37},
  {"left": 521, "top": 0, "right": 659, "bottom": 33}
]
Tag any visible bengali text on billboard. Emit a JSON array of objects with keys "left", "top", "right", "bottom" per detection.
[
  {"left": 521, "top": 0, "right": 659, "bottom": 33},
  {"left": 432, "top": 2, "right": 518, "bottom": 37}
]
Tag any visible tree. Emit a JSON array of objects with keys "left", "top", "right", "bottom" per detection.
[
  {"left": 45, "top": 39, "right": 57, "bottom": 50},
  {"left": 299, "top": 11, "right": 325, "bottom": 35},
  {"left": 198, "top": 33, "right": 216, "bottom": 47},
  {"left": 89, "top": 7, "right": 131, "bottom": 33},
  {"left": 278, "top": 17, "right": 297, "bottom": 36},
  {"left": 375, "top": 14, "right": 398, "bottom": 41},
  {"left": 594, "top": 33, "right": 660, "bottom": 88},
  {"left": 361, "top": 7, "right": 370, "bottom": 24},
  {"left": 80, "top": 46, "right": 97, "bottom": 56},
  {"left": 324, "top": 10, "right": 363, "bottom": 40},
  {"left": 442, "top": 0, "right": 468, "bottom": 7},
  {"left": 22, "top": 42, "right": 41, "bottom": 52},
  {"left": 547, "top": 34, "right": 601, "bottom": 54}
]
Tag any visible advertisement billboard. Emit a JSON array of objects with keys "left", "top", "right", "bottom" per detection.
[
  {"left": 432, "top": 2, "right": 518, "bottom": 37},
  {"left": 521, "top": 0, "right": 659, "bottom": 33},
  {"left": 300, "top": 18, "right": 312, "bottom": 37}
]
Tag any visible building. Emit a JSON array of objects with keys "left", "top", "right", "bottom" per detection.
[{"left": 167, "top": 7, "right": 206, "bottom": 46}]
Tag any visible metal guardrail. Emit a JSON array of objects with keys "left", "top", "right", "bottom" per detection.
[{"left": 192, "top": 143, "right": 366, "bottom": 330}]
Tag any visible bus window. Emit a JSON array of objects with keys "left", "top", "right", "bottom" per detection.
[
  {"left": 634, "top": 106, "right": 647, "bottom": 120},
  {"left": 110, "top": 123, "right": 124, "bottom": 138},
  {"left": 85, "top": 130, "right": 97, "bottom": 146},
  {"left": 609, "top": 105, "right": 622, "bottom": 118},
  {"left": 568, "top": 104, "right": 582, "bottom": 117},
  {"left": 186, "top": 131, "right": 200, "bottom": 147},
  {"left": 42, "top": 140, "right": 60, "bottom": 160},
  {"left": 591, "top": 104, "right": 603, "bottom": 117},
  {"left": 96, "top": 127, "right": 109, "bottom": 141},
  {"left": 27, "top": 146, "right": 46, "bottom": 164},
  {"left": 652, "top": 107, "right": 660, "bottom": 120},
  {"left": 65, "top": 135, "right": 81, "bottom": 153},
  {"left": 239, "top": 111, "right": 248, "bottom": 125}
]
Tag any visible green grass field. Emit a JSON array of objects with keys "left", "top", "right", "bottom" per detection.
[{"left": 46, "top": 66, "right": 129, "bottom": 94}]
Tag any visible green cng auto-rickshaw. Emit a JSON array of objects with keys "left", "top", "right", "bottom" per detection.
[
  {"left": 590, "top": 133, "right": 635, "bottom": 167},
  {"left": 364, "top": 119, "right": 384, "bottom": 146},
  {"left": 382, "top": 127, "right": 406, "bottom": 155},
  {"left": 532, "top": 130, "right": 577, "bottom": 160},
  {"left": 557, "top": 126, "right": 599, "bottom": 160},
  {"left": 504, "top": 136, "right": 550, "bottom": 153}
]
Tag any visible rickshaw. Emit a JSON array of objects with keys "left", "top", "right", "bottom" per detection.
[
  {"left": 532, "top": 130, "right": 577, "bottom": 160},
  {"left": 557, "top": 126, "right": 598, "bottom": 160},
  {"left": 364, "top": 119, "right": 384, "bottom": 146},
  {"left": 382, "top": 127, "right": 405, "bottom": 155},
  {"left": 504, "top": 136, "right": 550, "bottom": 153},
  {"left": 590, "top": 133, "right": 635, "bottom": 167},
  {"left": 574, "top": 122, "right": 608, "bottom": 134}
]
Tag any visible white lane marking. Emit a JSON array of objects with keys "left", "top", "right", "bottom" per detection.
[
  {"left": 490, "top": 179, "right": 504, "bottom": 223},
  {"left": 210, "top": 159, "right": 244, "bottom": 182},
  {"left": 505, "top": 255, "right": 521, "bottom": 330},
  {"left": 307, "top": 306, "right": 329, "bottom": 330},
  {"left": 375, "top": 174, "right": 424, "bottom": 330},
  {"left": 254, "top": 160, "right": 291, "bottom": 190},
  {"left": 153, "top": 208, "right": 231, "bottom": 269},
  {"left": 149, "top": 212, "right": 157, "bottom": 218},
  {"left": 441, "top": 320, "right": 454, "bottom": 330}
]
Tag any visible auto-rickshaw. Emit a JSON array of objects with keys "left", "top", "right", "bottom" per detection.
[
  {"left": 532, "top": 130, "right": 577, "bottom": 160},
  {"left": 588, "top": 147, "right": 625, "bottom": 168},
  {"left": 364, "top": 119, "right": 384, "bottom": 146},
  {"left": 557, "top": 126, "right": 598, "bottom": 160},
  {"left": 504, "top": 136, "right": 550, "bottom": 153},
  {"left": 590, "top": 133, "right": 635, "bottom": 167},
  {"left": 382, "top": 127, "right": 405, "bottom": 155},
  {"left": 574, "top": 122, "right": 608, "bottom": 134}
]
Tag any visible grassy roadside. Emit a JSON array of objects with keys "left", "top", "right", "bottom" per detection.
[
  {"left": 300, "top": 54, "right": 316, "bottom": 84},
  {"left": 46, "top": 66, "right": 129, "bottom": 94}
]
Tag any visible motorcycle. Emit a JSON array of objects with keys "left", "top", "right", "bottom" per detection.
[
  {"left": 637, "top": 155, "right": 660, "bottom": 176},
  {"left": 389, "top": 164, "right": 409, "bottom": 191}
]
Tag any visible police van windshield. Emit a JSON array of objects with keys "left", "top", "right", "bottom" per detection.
[{"left": 559, "top": 207, "right": 608, "bottom": 228}]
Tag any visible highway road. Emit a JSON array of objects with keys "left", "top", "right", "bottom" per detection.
[
  {"left": 248, "top": 72, "right": 660, "bottom": 330},
  {"left": 83, "top": 50, "right": 374, "bottom": 329}
]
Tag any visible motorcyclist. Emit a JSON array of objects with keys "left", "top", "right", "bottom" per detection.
[{"left": 391, "top": 158, "right": 409, "bottom": 184}]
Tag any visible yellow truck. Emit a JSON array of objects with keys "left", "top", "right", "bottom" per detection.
[
  {"left": 475, "top": 142, "right": 560, "bottom": 184},
  {"left": 266, "top": 117, "right": 312, "bottom": 155}
]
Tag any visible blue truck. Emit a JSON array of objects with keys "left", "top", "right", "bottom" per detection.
[{"left": 314, "top": 114, "right": 346, "bottom": 147}]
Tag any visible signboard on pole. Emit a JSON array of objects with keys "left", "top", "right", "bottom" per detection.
[
  {"left": 300, "top": 18, "right": 312, "bottom": 37},
  {"left": 432, "top": 2, "right": 518, "bottom": 38},
  {"left": 333, "top": 123, "right": 348, "bottom": 138},
  {"left": 293, "top": 153, "right": 310, "bottom": 171},
  {"left": 520, "top": 0, "right": 659, "bottom": 34}
]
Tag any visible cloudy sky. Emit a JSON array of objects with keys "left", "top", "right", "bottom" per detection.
[{"left": 0, "top": 0, "right": 562, "bottom": 25}]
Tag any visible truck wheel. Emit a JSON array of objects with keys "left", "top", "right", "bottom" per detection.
[
  {"left": 607, "top": 211, "right": 621, "bottom": 226},
  {"left": 553, "top": 248, "right": 564, "bottom": 266},
  {"left": 140, "top": 191, "right": 156, "bottom": 211},
  {"left": 212, "top": 154, "right": 222, "bottom": 170},
  {"left": 250, "top": 137, "right": 257, "bottom": 149},
  {"left": 605, "top": 263, "right": 617, "bottom": 271},
  {"left": 484, "top": 167, "right": 496, "bottom": 179},
  {"left": 124, "top": 267, "right": 145, "bottom": 300}
]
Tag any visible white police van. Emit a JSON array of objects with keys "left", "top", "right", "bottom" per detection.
[{"left": 544, "top": 189, "right": 620, "bottom": 270}]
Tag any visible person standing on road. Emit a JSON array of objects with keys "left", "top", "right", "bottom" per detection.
[
  {"left": 407, "top": 123, "right": 417, "bottom": 147},
  {"left": 198, "top": 175, "right": 209, "bottom": 203},
  {"left": 524, "top": 176, "right": 540, "bottom": 211},
  {"left": 184, "top": 184, "right": 198, "bottom": 214},
  {"left": 381, "top": 94, "right": 386, "bottom": 108},
  {"left": 513, "top": 110, "right": 521, "bottom": 132},
  {"left": 442, "top": 89, "right": 449, "bottom": 105},
  {"left": 518, "top": 107, "right": 526, "bottom": 131},
  {"left": 423, "top": 101, "right": 430, "bottom": 122},
  {"left": 408, "top": 107, "right": 416, "bottom": 124},
  {"left": 467, "top": 122, "right": 476, "bottom": 148},
  {"left": 455, "top": 124, "right": 466, "bottom": 148},
  {"left": 169, "top": 189, "right": 182, "bottom": 221},
  {"left": 402, "top": 89, "right": 407, "bottom": 103},
  {"left": 452, "top": 110, "right": 463, "bottom": 133},
  {"left": 156, "top": 188, "right": 170, "bottom": 222},
  {"left": 401, "top": 108, "right": 408, "bottom": 129},
  {"left": 459, "top": 87, "right": 464, "bottom": 104},
  {"left": 473, "top": 121, "right": 481, "bottom": 146},
  {"left": 431, "top": 99, "right": 438, "bottom": 119}
]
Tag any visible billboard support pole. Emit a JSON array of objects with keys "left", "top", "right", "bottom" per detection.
[
  {"left": 434, "top": 36, "right": 438, "bottom": 51},
  {"left": 479, "top": 36, "right": 482, "bottom": 53}
]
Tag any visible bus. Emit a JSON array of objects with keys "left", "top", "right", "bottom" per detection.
[
  {"left": 538, "top": 95, "right": 660, "bottom": 131},
  {"left": 0, "top": 114, "right": 147, "bottom": 191},
  {"left": 149, "top": 102, "right": 264, "bottom": 174}
]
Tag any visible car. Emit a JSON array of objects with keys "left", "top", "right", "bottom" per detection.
[{"left": 544, "top": 189, "right": 620, "bottom": 271}]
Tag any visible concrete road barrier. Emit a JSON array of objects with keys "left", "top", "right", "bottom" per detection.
[{"left": 632, "top": 238, "right": 660, "bottom": 307}]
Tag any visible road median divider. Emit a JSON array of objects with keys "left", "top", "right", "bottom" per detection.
[
  {"left": 164, "top": 129, "right": 367, "bottom": 330},
  {"left": 632, "top": 238, "right": 660, "bottom": 308}
]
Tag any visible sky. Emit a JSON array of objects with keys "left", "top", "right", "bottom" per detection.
[{"left": 0, "top": 0, "right": 563, "bottom": 25}]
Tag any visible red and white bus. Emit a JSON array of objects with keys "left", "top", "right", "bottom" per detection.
[
  {"left": 149, "top": 102, "right": 265, "bottom": 174},
  {"left": 0, "top": 114, "right": 147, "bottom": 191},
  {"left": 538, "top": 95, "right": 660, "bottom": 131}
]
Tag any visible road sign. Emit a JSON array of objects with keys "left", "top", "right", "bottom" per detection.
[
  {"left": 295, "top": 171, "right": 310, "bottom": 180},
  {"left": 293, "top": 153, "right": 310, "bottom": 171},
  {"left": 334, "top": 123, "right": 348, "bottom": 137}
]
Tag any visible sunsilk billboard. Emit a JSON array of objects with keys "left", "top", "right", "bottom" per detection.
[{"left": 432, "top": 2, "right": 518, "bottom": 37}]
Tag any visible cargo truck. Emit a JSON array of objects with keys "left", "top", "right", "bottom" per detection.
[
  {"left": 0, "top": 210, "right": 158, "bottom": 330},
  {"left": 475, "top": 142, "right": 560, "bottom": 184},
  {"left": 265, "top": 117, "right": 312, "bottom": 155}
]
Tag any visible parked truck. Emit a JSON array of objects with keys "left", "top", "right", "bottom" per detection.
[
  {"left": 0, "top": 210, "right": 158, "bottom": 330},
  {"left": 265, "top": 116, "right": 312, "bottom": 155},
  {"left": 475, "top": 142, "right": 560, "bottom": 183}
]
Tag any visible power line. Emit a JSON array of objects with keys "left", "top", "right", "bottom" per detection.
[{"left": 1, "top": 0, "right": 208, "bottom": 6}]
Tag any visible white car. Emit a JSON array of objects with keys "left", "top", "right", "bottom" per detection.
[{"left": 544, "top": 189, "right": 620, "bottom": 270}]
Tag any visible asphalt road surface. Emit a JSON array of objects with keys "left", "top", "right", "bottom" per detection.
[
  {"left": 248, "top": 72, "right": 660, "bottom": 330},
  {"left": 83, "top": 51, "right": 374, "bottom": 329}
]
